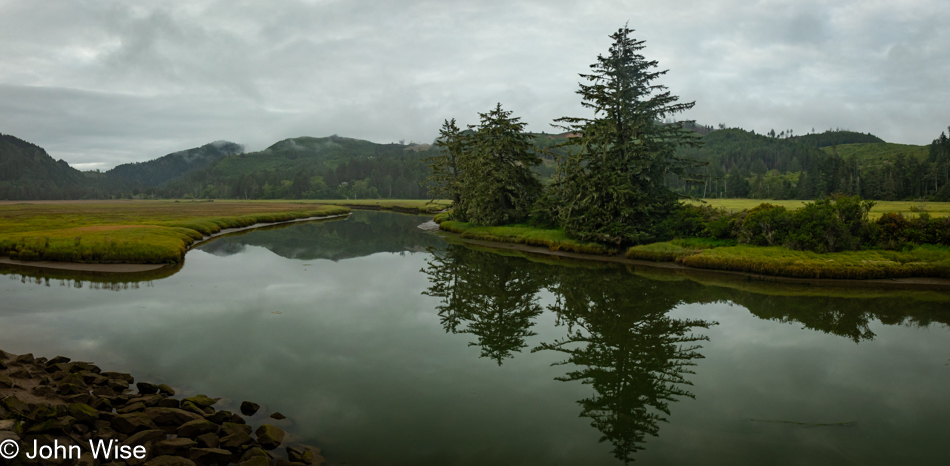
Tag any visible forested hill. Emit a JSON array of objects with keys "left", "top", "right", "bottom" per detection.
[
  {"left": 156, "top": 135, "right": 436, "bottom": 199},
  {"left": 0, "top": 133, "right": 87, "bottom": 199},
  {"left": 105, "top": 140, "right": 244, "bottom": 190},
  {"left": 673, "top": 128, "right": 950, "bottom": 201}
]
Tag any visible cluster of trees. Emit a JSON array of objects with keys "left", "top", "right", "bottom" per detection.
[
  {"left": 672, "top": 127, "right": 950, "bottom": 201},
  {"left": 428, "top": 26, "right": 703, "bottom": 245}
]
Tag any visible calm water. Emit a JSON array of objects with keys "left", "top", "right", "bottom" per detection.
[{"left": 2, "top": 211, "right": 950, "bottom": 465}]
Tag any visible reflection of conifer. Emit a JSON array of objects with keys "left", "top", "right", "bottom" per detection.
[
  {"left": 535, "top": 270, "right": 716, "bottom": 463},
  {"left": 422, "top": 245, "right": 549, "bottom": 364}
]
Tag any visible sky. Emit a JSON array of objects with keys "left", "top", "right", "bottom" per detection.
[{"left": 1, "top": 0, "right": 947, "bottom": 170}]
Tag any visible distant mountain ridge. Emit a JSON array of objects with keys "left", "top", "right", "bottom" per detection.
[
  {"left": 0, "top": 133, "right": 87, "bottom": 199},
  {"left": 106, "top": 140, "right": 244, "bottom": 189}
]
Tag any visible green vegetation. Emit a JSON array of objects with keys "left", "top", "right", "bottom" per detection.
[
  {"left": 437, "top": 219, "right": 614, "bottom": 255},
  {"left": 689, "top": 198, "right": 950, "bottom": 219},
  {"left": 0, "top": 201, "right": 349, "bottom": 264}
]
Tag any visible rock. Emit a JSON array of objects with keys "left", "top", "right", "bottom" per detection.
[
  {"left": 206, "top": 411, "right": 232, "bottom": 424},
  {"left": 177, "top": 419, "right": 219, "bottom": 438},
  {"left": 10, "top": 367, "right": 32, "bottom": 378},
  {"left": 183, "top": 394, "right": 219, "bottom": 409},
  {"left": 239, "top": 456, "right": 271, "bottom": 466},
  {"left": 117, "top": 402, "right": 147, "bottom": 414},
  {"left": 92, "top": 386, "right": 117, "bottom": 398},
  {"left": 196, "top": 432, "right": 219, "bottom": 449},
  {"left": 255, "top": 425, "right": 285, "bottom": 450},
  {"left": 125, "top": 394, "right": 166, "bottom": 408},
  {"left": 15, "top": 353, "right": 35, "bottom": 363},
  {"left": 220, "top": 422, "right": 252, "bottom": 437},
  {"left": 32, "top": 385, "right": 58, "bottom": 398},
  {"left": 112, "top": 412, "right": 160, "bottom": 435},
  {"left": 189, "top": 447, "right": 234, "bottom": 466},
  {"left": 240, "top": 401, "right": 261, "bottom": 416},
  {"left": 136, "top": 382, "right": 160, "bottom": 394},
  {"left": 0, "top": 374, "right": 14, "bottom": 388},
  {"left": 0, "top": 360, "right": 6, "bottom": 370},
  {"left": 0, "top": 419, "right": 15, "bottom": 431},
  {"left": 270, "top": 412, "right": 287, "bottom": 420},
  {"left": 153, "top": 437, "right": 198, "bottom": 457},
  {"left": 76, "top": 451, "right": 97, "bottom": 466},
  {"left": 144, "top": 407, "right": 204, "bottom": 426},
  {"left": 92, "top": 397, "right": 113, "bottom": 412},
  {"left": 238, "top": 448, "right": 270, "bottom": 463},
  {"left": 143, "top": 456, "right": 197, "bottom": 466},
  {"left": 1, "top": 395, "right": 30, "bottom": 415},
  {"left": 108, "top": 378, "right": 131, "bottom": 391},
  {"left": 230, "top": 413, "right": 246, "bottom": 425},
  {"left": 68, "top": 403, "right": 100, "bottom": 422},
  {"left": 180, "top": 400, "right": 206, "bottom": 416},
  {"left": 156, "top": 398, "right": 181, "bottom": 409},
  {"left": 122, "top": 429, "right": 168, "bottom": 446},
  {"left": 58, "top": 382, "right": 87, "bottom": 396},
  {"left": 48, "top": 362, "right": 77, "bottom": 374},
  {"left": 102, "top": 371, "right": 134, "bottom": 383},
  {"left": 287, "top": 446, "right": 317, "bottom": 465},
  {"left": 46, "top": 355, "right": 71, "bottom": 366},
  {"left": 73, "top": 362, "right": 101, "bottom": 373},
  {"left": 218, "top": 431, "right": 254, "bottom": 450},
  {"left": 26, "top": 415, "right": 76, "bottom": 434},
  {"left": 157, "top": 384, "right": 175, "bottom": 396}
]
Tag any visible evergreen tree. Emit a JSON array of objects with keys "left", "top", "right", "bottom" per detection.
[
  {"left": 457, "top": 103, "right": 542, "bottom": 225},
  {"left": 553, "top": 25, "right": 702, "bottom": 245},
  {"left": 424, "top": 119, "right": 467, "bottom": 206}
]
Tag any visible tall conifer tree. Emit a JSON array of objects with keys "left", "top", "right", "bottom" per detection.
[{"left": 554, "top": 25, "right": 702, "bottom": 245}]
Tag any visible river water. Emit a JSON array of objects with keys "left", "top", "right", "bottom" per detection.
[{"left": 2, "top": 211, "right": 949, "bottom": 465}]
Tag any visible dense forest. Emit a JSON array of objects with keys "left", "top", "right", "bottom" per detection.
[{"left": 1, "top": 126, "right": 948, "bottom": 202}]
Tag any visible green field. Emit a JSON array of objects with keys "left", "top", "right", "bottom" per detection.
[
  {"left": 0, "top": 200, "right": 351, "bottom": 264},
  {"left": 690, "top": 199, "right": 950, "bottom": 219}
]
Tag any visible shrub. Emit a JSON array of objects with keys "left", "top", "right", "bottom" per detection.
[
  {"left": 737, "top": 203, "right": 792, "bottom": 246},
  {"left": 784, "top": 195, "right": 874, "bottom": 253}
]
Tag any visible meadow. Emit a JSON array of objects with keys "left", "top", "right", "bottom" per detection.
[
  {"left": 0, "top": 200, "right": 350, "bottom": 264},
  {"left": 689, "top": 199, "right": 950, "bottom": 219}
]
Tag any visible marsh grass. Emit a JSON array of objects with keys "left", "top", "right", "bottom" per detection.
[
  {"left": 689, "top": 199, "right": 950, "bottom": 220},
  {"left": 438, "top": 220, "right": 615, "bottom": 255},
  {"left": 676, "top": 244, "right": 950, "bottom": 279},
  {"left": 0, "top": 201, "right": 349, "bottom": 264}
]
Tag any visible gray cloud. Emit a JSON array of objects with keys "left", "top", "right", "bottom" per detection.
[{"left": 1, "top": 0, "right": 947, "bottom": 169}]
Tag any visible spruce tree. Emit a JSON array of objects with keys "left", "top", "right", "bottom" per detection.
[
  {"left": 459, "top": 103, "right": 542, "bottom": 226},
  {"left": 553, "top": 25, "right": 702, "bottom": 245},
  {"left": 425, "top": 118, "right": 467, "bottom": 208}
]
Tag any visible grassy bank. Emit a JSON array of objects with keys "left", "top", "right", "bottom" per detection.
[
  {"left": 322, "top": 199, "right": 450, "bottom": 214},
  {"left": 629, "top": 242, "right": 950, "bottom": 279},
  {"left": 689, "top": 199, "right": 950, "bottom": 219},
  {"left": 436, "top": 214, "right": 950, "bottom": 280},
  {"left": 436, "top": 216, "right": 615, "bottom": 255},
  {"left": 0, "top": 200, "right": 349, "bottom": 264}
]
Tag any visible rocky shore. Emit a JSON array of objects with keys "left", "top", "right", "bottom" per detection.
[{"left": 0, "top": 350, "right": 324, "bottom": 466}]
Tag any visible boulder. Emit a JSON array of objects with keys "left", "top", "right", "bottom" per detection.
[
  {"left": 68, "top": 403, "right": 100, "bottom": 422},
  {"left": 189, "top": 447, "right": 234, "bottom": 466},
  {"left": 122, "top": 429, "right": 168, "bottom": 447},
  {"left": 101, "top": 371, "right": 134, "bottom": 383},
  {"left": 196, "top": 432, "right": 219, "bottom": 449},
  {"left": 15, "top": 353, "right": 34, "bottom": 363},
  {"left": 157, "top": 384, "right": 175, "bottom": 396},
  {"left": 112, "top": 412, "right": 160, "bottom": 434},
  {"left": 255, "top": 425, "right": 285, "bottom": 450},
  {"left": 1, "top": 395, "right": 30, "bottom": 416},
  {"left": 177, "top": 419, "right": 219, "bottom": 438},
  {"left": 46, "top": 355, "right": 71, "bottom": 365},
  {"left": 270, "top": 412, "right": 287, "bottom": 420},
  {"left": 206, "top": 411, "right": 232, "bottom": 424},
  {"left": 220, "top": 422, "right": 252, "bottom": 437},
  {"left": 240, "top": 401, "right": 261, "bottom": 416},
  {"left": 143, "top": 456, "right": 197, "bottom": 466},
  {"left": 0, "top": 374, "right": 15, "bottom": 388},
  {"left": 144, "top": 407, "right": 204, "bottom": 426},
  {"left": 153, "top": 437, "right": 198, "bottom": 457},
  {"left": 218, "top": 431, "right": 254, "bottom": 450},
  {"left": 183, "top": 394, "right": 219, "bottom": 409},
  {"left": 287, "top": 446, "right": 317, "bottom": 465},
  {"left": 136, "top": 382, "right": 160, "bottom": 394}
]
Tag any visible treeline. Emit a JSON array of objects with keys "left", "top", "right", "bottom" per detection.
[
  {"left": 671, "top": 127, "right": 950, "bottom": 201},
  {"left": 0, "top": 133, "right": 88, "bottom": 200}
]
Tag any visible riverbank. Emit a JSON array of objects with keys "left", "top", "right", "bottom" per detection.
[
  {"left": 436, "top": 217, "right": 950, "bottom": 285},
  {"left": 0, "top": 350, "right": 323, "bottom": 465},
  {"left": 0, "top": 201, "right": 351, "bottom": 267}
]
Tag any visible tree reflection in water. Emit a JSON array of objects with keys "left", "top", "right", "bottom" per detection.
[
  {"left": 422, "top": 245, "right": 548, "bottom": 365},
  {"left": 536, "top": 268, "right": 716, "bottom": 463},
  {"left": 422, "top": 245, "right": 716, "bottom": 462}
]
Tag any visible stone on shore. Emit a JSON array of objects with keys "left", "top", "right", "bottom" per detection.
[
  {"left": 256, "top": 424, "right": 286, "bottom": 450},
  {"left": 240, "top": 400, "right": 261, "bottom": 416}
]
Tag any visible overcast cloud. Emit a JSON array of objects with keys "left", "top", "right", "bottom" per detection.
[{"left": 1, "top": 0, "right": 947, "bottom": 170}]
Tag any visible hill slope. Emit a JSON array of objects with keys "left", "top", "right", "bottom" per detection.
[
  {"left": 106, "top": 141, "right": 244, "bottom": 189},
  {"left": 0, "top": 133, "right": 88, "bottom": 200}
]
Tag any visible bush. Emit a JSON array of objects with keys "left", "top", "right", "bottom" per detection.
[
  {"left": 737, "top": 203, "right": 792, "bottom": 246},
  {"left": 784, "top": 195, "right": 874, "bottom": 253}
]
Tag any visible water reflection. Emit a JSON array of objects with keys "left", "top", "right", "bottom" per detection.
[
  {"left": 423, "top": 246, "right": 717, "bottom": 462},
  {"left": 199, "top": 211, "right": 444, "bottom": 261},
  {"left": 538, "top": 268, "right": 716, "bottom": 463},
  {"left": 422, "top": 246, "right": 547, "bottom": 364},
  {"left": 0, "top": 262, "right": 180, "bottom": 291}
]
